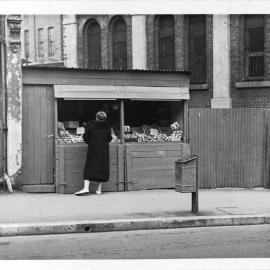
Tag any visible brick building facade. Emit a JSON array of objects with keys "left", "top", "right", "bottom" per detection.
[{"left": 21, "top": 14, "right": 270, "bottom": 109}]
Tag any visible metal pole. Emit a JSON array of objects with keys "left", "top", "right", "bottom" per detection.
[
  {"left": 191, "top": 192, "right": 198, "bottom": 214},
  {"left": 191, "top": 158, "right": 199, "bottom": 213}
]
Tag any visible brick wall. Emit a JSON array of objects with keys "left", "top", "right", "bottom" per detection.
[
  {"left": 77, "top": 15, "right": 132, "bottom": 69},
  {"left": 231, "top": 15, "right": 270, "bottom": 108},
  {"left": 146, "top": 14, "right": 213, "bottom": 108}
]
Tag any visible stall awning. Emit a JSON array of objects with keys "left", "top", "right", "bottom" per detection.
[{"left": 54, "top": 85, "right": 190, "bottom": 100}]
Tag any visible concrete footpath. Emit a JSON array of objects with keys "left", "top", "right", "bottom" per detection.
[{"left": 0, "top": 188, "right": 270, "bottom": 237}]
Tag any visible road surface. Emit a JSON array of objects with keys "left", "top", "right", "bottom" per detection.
[{"left": 0, "top": 224, "right": 270, "bottom": 259}]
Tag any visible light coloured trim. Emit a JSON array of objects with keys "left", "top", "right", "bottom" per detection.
[
  {"left": 54, "top": 85, "right": 190, "bottom": 100},
  {"left": 235, "top": 81, "right": 270, "bottom": 88},
  {"left": 190, "top": 84, "right": 208, "bottom": 90}
]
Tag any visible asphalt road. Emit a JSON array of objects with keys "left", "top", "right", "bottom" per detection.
[{"left": 0, "top": 225, "right": 270, "bottom": 259}]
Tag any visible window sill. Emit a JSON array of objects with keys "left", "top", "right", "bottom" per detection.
[
  {"left": 190, "top": 84, "right": 208, "bottom": 90},
  {"left": 235, "top": 81, "right": 270, "bottom": 88}
]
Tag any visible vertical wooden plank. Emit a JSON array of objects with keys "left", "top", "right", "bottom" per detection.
[
  {"left": 40, "top": 87, "right": 47, "bottom": 184},
  {"left": 34, "top": 87, "right": 41, "bottom": 184},
  {"left": 183, "top": 100, "right": 189, "bottom": 143},
  {"left": 22, "top": 85, "right": 29, "bottom": 184},
  {"left": 59, "top": 145, "right": 65, "bottom": 193},
  {"left": 46, "top": 86, "right": 54, "bottom": 184},
  {"left": 117, "top": 144, "right": 125, "bottom": 191},
  {"left": 28, "top": 86, "right": 36, "bottom": 184}
]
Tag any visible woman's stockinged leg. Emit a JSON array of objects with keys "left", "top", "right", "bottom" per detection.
[
  {"left": 96, "top": 183, "right": 102, "bottom": 195},
  {"left": 74, "top": 180, "right": 90, "bottom": 195}
]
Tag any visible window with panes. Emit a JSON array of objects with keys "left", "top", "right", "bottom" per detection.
[
  {"left": 87, "top": 22, "right": 101, "bottom": 68},
  {"left": 158, "top": 16, "right": 175, "bottom": 70},
  {"left": 37, "top": 28, "right": 44, "bottom": 58},
  {"left": 189, "top": 15, "right": 206, "bottom": 84},
  {"left": 48, "top": 27, "right": 54, "bottom": 57},
  {"left": 244, "top": 15, "right": 264, "bottom": 79},
  {"left": 112, "top": 18, "right": 127, "bottom": 69}
]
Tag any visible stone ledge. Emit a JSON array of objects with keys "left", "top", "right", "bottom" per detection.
[
  {"left": 190, "top": 84, "right": 208, "bottom": 90},
  {"left": 235, "top": 81, "right": 270, "bottom": 88}
]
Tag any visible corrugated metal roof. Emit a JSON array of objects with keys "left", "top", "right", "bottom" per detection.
[{"left": 22, "top": 65, "right": 190, "bottom": 74}]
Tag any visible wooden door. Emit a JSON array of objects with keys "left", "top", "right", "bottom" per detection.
[{"left": 22, "top": 85, "right": 55, "bottom": 192}]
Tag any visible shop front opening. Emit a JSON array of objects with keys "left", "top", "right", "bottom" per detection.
[{"left": 57, "top": 99, "right": 185, "bottom": 144}]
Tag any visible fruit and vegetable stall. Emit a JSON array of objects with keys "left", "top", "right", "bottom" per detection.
[
  {"left": 22, "top": 67, "right": 191, "bottom": 193},
  {"left": 54, "top": 69, "right": 191, "bottom": 193}
]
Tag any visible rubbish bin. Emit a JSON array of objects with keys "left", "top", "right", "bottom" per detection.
[
  {"left": 175, "top": 155, "right": 198, "bottom": 193},
  {"left": 175, "top": 155, "right": 199, "bottom": 213}
]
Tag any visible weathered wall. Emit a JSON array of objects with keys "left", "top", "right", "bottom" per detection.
[
  {"left": 4, "top": 16, "right": 23, "bottom": 185},
  {"left": 63, "top": 15, "right": 78, "bottom": 67},
  {"left": 132, "top": 15, "right": 147, "bottom": 69},
  {"left": 21, "top": 15, "right": 63, "bottom": 65}
]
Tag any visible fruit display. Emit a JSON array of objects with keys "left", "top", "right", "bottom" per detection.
[
  {"left": 168, "top": 130, "right": 183, "bottom": 142},
  {"left": 123, "top": 129, "right": 183, "bottom": 143},
  {"left": 57, "top": 121, "right": 183, "bottom": 144},
  {"left": 57, "top": 127, "right": 84, "bottom": 144}
]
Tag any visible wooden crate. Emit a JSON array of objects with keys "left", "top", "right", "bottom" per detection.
[{"left": 55, "top": 143, "right": 124, "bottom": 193}]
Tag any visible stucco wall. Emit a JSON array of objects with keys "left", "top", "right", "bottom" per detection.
[
  {"left": 6, "top": 15, "right": 23, "bottom": 186},
  {"left": 21, "top": 15, "right": 63, "bottom": 65}
]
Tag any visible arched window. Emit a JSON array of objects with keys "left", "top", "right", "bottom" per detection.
[
  {"left": 87, "top": 21, "right": 101, "bottom": 68},
  {"left": 158, "top": 16, "right": 175, "bottom": 70},
  {"left": 112, "top": 18, "right": 127, "bottom": 69}
]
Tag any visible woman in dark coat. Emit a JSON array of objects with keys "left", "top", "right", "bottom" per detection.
[{"left": 75, "top": 111, "right": 112, "bottom": 196}]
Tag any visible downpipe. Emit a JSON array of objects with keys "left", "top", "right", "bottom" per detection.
[{"left": 0, "top": 18, "right": 12, "bottom": 192}]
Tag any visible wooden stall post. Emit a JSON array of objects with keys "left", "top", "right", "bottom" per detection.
[
  {"left": 183, "top": 100, "right": 189, "bottom": 143},
  {"left": 120, "top": 99, "right": 124, "bottom": 144}
]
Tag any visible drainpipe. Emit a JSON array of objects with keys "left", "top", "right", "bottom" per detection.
[
  {"left": 34, "top": 15, "right": 37, "bottom": 63},
  {"left": 0, "top": 16, "right": 7, "bottom": 176},
  {"left": 60, "top": 14, "right": 64, "bottom": 63}
]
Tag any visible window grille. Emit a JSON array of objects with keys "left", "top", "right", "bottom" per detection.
[
  {"left": 48, "top": 27, "right": 54, "bottom": 57},
  {"left": 244, "top": 15, "right": 264, "bottom": 80},
  {"left": 112, "top": 18, "right": 127, "bottom": 69},
  {"left": 189, "top": 15, "right": 206, "bottom": 84},
  {"left": 158, "top": 15, "right": 175, "bottom": 70},
  {"left": 87, "top": 22, "right": 101, "bottom": 68}
]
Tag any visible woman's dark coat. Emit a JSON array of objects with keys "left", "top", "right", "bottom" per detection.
[{"left": 83, "top": 120, "right": 112, "bottom": 182}]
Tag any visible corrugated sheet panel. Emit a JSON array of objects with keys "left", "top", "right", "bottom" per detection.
[{"left": 190, "top": 108, "right": 266, "bottom": 188}]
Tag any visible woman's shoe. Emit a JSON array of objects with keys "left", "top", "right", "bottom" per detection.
[
  {"left": 75, "top": 180, "right": 90, "bottom": 196},
  {"left": 95, "top": 190, "right": 102, "bottom": 195},
  {"left": 74, "top": 189, "right": 89, "bottom": 196}
]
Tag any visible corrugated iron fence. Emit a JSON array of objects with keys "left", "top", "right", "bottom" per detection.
[{"left": 189, "top": 108, "right": 270, "bottom": 188}]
